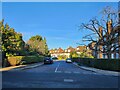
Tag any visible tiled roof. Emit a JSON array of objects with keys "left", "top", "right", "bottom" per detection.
[
  {"left": 76, "top": 46, "right": 86, "bottom": 52},
  {"left": 49, "top": 46, "right": 88, "bottom": 54}
]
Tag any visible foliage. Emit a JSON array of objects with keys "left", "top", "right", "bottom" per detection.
[
  {"left": 8, "top": 56, "right": 24, "bottom": 66},
  {"left": 8, "top": 56, "right": 44, "bottom": 66},
  {"left": 70, "top": 51, "right": 94, "bottom": 58},
  {"left": 0, "top": 20, "right": 25, "bottom": 58},
  {"left": 0, "top": 20, "right": 49, "bottom": 67},
  {"left": 58, "top": 55, "right": 67, "bottom": 60},
  {"left": 22, "top": 56, "right": 44, "bottom": 64},
  {"left": 27, "top": 35, "right": 49, "bottom": 56},
  {"left": 72, "top": 57, "right": 120, "bottom": 71},
  {"left": 70, "top": 51, "right": 79, "bottom": 58}
]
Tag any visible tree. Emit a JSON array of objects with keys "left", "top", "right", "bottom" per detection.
[
  {"left": 80, "top": 6, "right": 119, "bottom": 59},
  {"left": 70, "top": 51, "right": 78, "bottom": 58},
  {"left": 43, "top": 37, "right": 49, "bottom": 56},
  {"left": 27, "top": 35, "right": 49, "bottom": 56},
  {"left": 0, "top": 20, "right": 26, "bottom": 66},
  {"left": 0, "top": 20, "right": 25, "bottom": 57}
]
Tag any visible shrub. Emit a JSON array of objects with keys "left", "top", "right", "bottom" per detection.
[
  {"left": 72, "top": 58, "right": 120, "bottom": 71},
  {"left": 58, "top": 55, "right": 67, "bottom": 60},
  {"left": 22, "top": 56, "right": 44, "bottom": 64},
  {"left": 8, "top": 56, "right": 23, "bottom": 66},
  {"left": 7, "top": 56, "right": 44, "bottom": 66}
]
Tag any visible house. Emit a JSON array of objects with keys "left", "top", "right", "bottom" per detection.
[
  {"left": 76, "top": 46, "right": 87, "bottom": 54},
  {"left": 49, "top": 46, "right": 91, "bottom": 58},
  {"left": 88, "top": 20, "right": 120, "bottom": 59}
]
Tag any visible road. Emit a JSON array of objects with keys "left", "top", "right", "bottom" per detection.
[{"left": 2, "top": 60, "right": 119, "bottom": 88}]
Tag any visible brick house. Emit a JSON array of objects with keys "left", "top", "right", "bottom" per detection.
[
  {"left": 49, "top": 46, "right": 91, "bottom": 58},
  {"left": 88, "top": 20, "right": 120, "bottom": 59}
]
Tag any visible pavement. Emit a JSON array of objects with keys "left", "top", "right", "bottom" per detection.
[
  {"left": 0, "top": 62, "right": 44, "bottom": 72},
  {"left": 2, "top": 60, "right": 119, "bottom": 88},
  {"left": 73, "top": 62, "right": 119, "bottom": 77}
]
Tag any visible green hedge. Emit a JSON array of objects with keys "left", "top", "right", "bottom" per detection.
[
  {"left": 72, "top": 58, "right": 120, "bottom": 71},
  {"left": 8, "top": 56, "right": 44, "bottom": 66}
]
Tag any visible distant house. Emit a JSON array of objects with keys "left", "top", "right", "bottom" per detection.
[
  {"left": 49, "top": 46, "right": 91, "bottom": 58},
  {"left": 76, "top": 46, "right": 86, "bottom": 54}
]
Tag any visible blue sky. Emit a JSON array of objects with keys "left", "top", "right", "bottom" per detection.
[{"left": 2, "top": 2, "right": 118, "bottom": 50}]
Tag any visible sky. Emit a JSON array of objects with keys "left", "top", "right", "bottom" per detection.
[{"left": 2, "top": 2, "right": 118, "bottom": 50}]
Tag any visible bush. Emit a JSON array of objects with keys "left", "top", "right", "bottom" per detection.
[
  {"left": 7, "top": 56, "right": 44, "bottom": 66},
  {"left": 72, "top": 58, "right": 120, "bottom": 71},
  {"left": 8, "top": 56, "right": 23, "bottom": 66},
  {"left": 58, "top": 55, "right": 67, "bottom": 60},
  {"left": 22, "top": 56, "right": 44, "bottom": 64}
]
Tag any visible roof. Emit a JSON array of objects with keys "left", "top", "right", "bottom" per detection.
[{"left": 76, "top": 46, "right": 86, "bottom": 52}]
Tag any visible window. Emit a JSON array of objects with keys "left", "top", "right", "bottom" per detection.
[
  {"left": 116, "top": 53, "right": 119, "bottom": 59},
  {"left": 65, "top": 50, "right": 67, "bottom": 52},
  {"left": 68, "top": 50, "right": 71, "bottom": 52},
  {"left": 111, "top": 54, "right": 114, "bottom": 59},
  {"left": 103, "top": 53, "right": 107, "bottom": 59},
  {"left": 87, "top": 47, "right": 89, "bottom": 50},
  {"left": 77, "top": 48, "right": 79, "bottom": 50}
]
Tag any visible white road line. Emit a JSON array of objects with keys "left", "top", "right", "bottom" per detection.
[
  {"left": 55, "top": 63, "right": 60, "bottom": 72},
  {"left": 64, "top": 79, "right": 74, "bottom": 82}
]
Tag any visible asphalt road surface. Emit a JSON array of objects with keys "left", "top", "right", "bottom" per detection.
[{"left": 2, "top": 60, "right": 119, "bottom": 88}]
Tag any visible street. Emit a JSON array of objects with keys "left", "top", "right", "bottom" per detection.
[{"left": 2, "top": 60, "right": 119, "bottom": 88}]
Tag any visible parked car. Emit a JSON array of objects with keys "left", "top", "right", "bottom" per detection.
[
  {"left": 44, "top": 57, "right": 53, "bottom": 64},
  {"left": 66, "top": 58, "right": 72, "bottom": 63},
  {"left": 52, "top": 57, "right": 58, "bottom": 60}
]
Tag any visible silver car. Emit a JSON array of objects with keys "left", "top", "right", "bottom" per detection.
[{"left": 66, "top": 58, "right": 72, "bottom": 63}]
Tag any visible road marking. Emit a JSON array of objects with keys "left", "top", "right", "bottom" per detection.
[
  {"left": 64, "top": 71, "right": 71, "bottom": 73},
  {"left": 55, "top": 63, "right": 60, "bottom": 72},
  {"left": 64, "top": 79, "right": 74, "bottom": 82}
]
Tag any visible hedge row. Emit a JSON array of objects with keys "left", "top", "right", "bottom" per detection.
[
  {"left": 72, "top": 58, "right": 120, "bottom": 71},
  {"left": 8, "top": 56, "right": 44, "bottom": 66}
]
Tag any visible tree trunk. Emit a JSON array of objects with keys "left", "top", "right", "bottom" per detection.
[{"left": 107, "top": 52, "right": 111, "bottom": 59}]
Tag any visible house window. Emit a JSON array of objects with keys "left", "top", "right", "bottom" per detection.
[
  {"left": 103, "top": 53, "right": 107, "bottom": 59},
  {"left": 77, "top": 48, "right": 79, "bottom": 50},
  {"left": 65, "top": 50, "right": 67, "bottom": 52},
  {"left": 117, "top": 53, "right": 119, "bottom": 58},
  {"left": 68, "top": 50, "right": 70, "bottom": 52},
  {"left": 111, "top": 53, "right": 114, "bottom": 59},
  {"left": 87, "top": 47, "right": 89, "bottom": 50}
]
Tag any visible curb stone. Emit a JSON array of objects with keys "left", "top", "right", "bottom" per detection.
[
  {"left": 11, "top": 62, "right": 44, "bottom": 71},
  {"left": 1, "top": 62, "right": 44, "bottom": 72},
  {"left": 73, "top": 62, "right": 119, "bottom": 77}
]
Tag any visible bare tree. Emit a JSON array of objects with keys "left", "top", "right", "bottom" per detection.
[{"left": 80, "top": 6, "right": 120, "bottom": 59}]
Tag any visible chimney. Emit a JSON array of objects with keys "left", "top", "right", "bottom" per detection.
[
  {"left": 99, "top": 26, "right": 103, "bottom": 39},
  {"left": 107, "top": 20, "right": 112, "bottom": 35}
]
